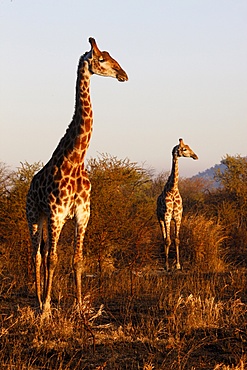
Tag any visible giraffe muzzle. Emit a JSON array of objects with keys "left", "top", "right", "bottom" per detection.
[
  {"left": 116, "top": 70, "right": 128, "bottom": 82},
  {"left": 192, "top": 153, "right": 198, "bottom": 160}
]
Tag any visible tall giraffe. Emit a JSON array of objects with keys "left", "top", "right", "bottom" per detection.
[
  {"left": 26, "top": 38, "right": 128, "bottom": 313},
  {"left": 156, "top": 138, "right": 198, "bottom": 271}
]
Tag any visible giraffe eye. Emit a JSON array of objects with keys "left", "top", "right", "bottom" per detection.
[{"left": 99, "top": 56, "right": 104, "bottom": 62}]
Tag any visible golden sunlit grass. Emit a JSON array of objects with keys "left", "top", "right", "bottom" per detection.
[
  {"left": 181, "top": 213, "right": 227, "bottom": 272},
  {"left": 1, "top": 264, "right": 247, "bottom": 369},
  {"left": 213, "top": 357, "right": 246, "bottom": 370},
  {"left": 0, "top": 214, "right": 247, "bottom": 369}
]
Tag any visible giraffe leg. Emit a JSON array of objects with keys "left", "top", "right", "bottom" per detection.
[
  {"left": 164, "top": 216, "right": 172, "bottom": 271},
  {"left": 41, "top": 235, "right": 49, "bottom": 302},
  {"left": 34, "top": 242, "right": 43, "bottom": 311},
  {"left": 159, "top": 219, "right": 171, "bottom": 271},
  {"left": 29, "top": 218, "right": 45, "bottom": 311},
  {"left": 73, "top": 204, "right": 90, "bottom": 308},
  {"left": 73, "top": 231, "right": 84, "bottom": 307},
  {"left": 174, "top": 219, "right": 181, "bottom": 270},
  {"left": 165, "top": 237, "right": 171, "bottom": 271},
  {"left": 43, "top": 249, "right": 58, "bottom": 313},
  {"left": 42, "top": 220, "right": 62, "bottom": 314}
]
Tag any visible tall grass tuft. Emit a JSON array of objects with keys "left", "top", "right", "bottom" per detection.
[{"left": 181, "top": 213, "right": 227, "bottom": 272}]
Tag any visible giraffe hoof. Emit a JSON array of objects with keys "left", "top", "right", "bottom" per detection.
[{"left": 41, "top": 301, "right": 52, "bottom": 319}]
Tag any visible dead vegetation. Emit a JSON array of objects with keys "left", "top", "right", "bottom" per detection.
[
  {"left": 0, "top": 267, "right": 247, "bottom": 369},
  {"left": 0, "top": 155, "right": 247, "bottom": 369}
]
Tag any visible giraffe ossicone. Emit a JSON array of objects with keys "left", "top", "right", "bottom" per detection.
[
  {"left": 26, "top": 38, "right": 128, "bottom": 314},
  {"left": 156, "top": 138, "right": 198, "bottom": 271}
]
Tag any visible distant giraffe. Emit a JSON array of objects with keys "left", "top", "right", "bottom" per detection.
[
  {"left": 157, "top": 138, "right": 198, "bottom": 271},
  {"left": 26, "top": 38, "right": 128, "bottom": 313}
]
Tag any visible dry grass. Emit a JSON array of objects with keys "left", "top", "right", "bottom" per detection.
[
  {"left": 0, "top": 264, "right": 247, "bottom": 370},
  {"left": 213, "top": 357, "right": 246, "bottom": 370},
  {"left": 181, "top": 213, "right": 227, "bottom": 272},
  {"left": 0, "top": 213, "right": 246, "bottom": 369}
]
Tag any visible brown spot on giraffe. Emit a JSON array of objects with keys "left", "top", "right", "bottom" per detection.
[{"left": 84, "top": 117, "right": 91, "bottom": 132}]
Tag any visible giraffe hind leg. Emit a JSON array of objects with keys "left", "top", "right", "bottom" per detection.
[
  {"left": 34, "top": 241, "right": 43, "bottom": 310},
  {"left": 159, "top": 219, "right": 170, "bottom": 271},
  {"left": 29, "top": 219, "right": 45, "bottom": 311},
  {"left": 41, "top": 230, "right": 49, "bottom": 303}
]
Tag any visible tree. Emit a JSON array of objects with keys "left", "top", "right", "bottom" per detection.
[
  {"left": 207, "top": 155, "right": 247, "bottom": 266},
  {"left": 0, "top": 161, "right": 42, "bottom": 288},
  {"left": 85, "top": 154, "right": 157, "bottom": 277},
  {"left": 215, "top": 155, "right": 247, "bottom": 211}
]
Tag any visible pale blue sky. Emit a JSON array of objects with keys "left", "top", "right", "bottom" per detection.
[{"left": 1, "top": 0, "right": 247, "bottom": 177}]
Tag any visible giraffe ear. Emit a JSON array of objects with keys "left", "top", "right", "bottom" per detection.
[{"left": 88, "top": 37, "right": 101, "bottom": 55}]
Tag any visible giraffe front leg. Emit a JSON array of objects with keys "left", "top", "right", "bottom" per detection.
[
  {"left": 164, "top": 216, "right": 172, "bottom": 271},
  {"left": 159, "top": 220, "right": 167, "bottom": 270},
  {"left": 73, "top": 242, "right": 83, "bottom": 307},
  {"left": 165, "top": 237, "right": 171, "bottom": 271},
  {"left": 175, "top": 238, "right": 181, "bottom": 270},
  {"left": 174, "top": 220, "right": 181, "bottom": 270},
  {"left": 43, "top": 247, "right": 58, "bottom": 314},
  {"left": 42, "top": 221, "right": 61, "bottom": 315},
  {"left": 73, "top": 206, "right": 90, "bottom": 308}
]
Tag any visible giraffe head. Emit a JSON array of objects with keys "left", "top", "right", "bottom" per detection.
[
  {"left": 84, "top": 37, "right": 128, "bottom": 82},
  {"left": 173, "top": 138, "right": 198, "bottom": 160}
]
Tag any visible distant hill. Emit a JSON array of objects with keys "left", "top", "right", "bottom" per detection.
[
  {"left": 192, "top": 155, "right": 247, "bottom": 188},
  {"left": 192, "top": 162, "right": 226, "bottom": 188}
]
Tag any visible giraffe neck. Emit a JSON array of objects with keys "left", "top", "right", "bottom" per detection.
[
  {"left": 51, "top": 56, "right": 93, "bottom": 166},
  {"left": 165, "top": 155, "right": 179, "bottom": 192}
]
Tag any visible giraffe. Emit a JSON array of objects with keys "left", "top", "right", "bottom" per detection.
[
  {"left": 156, "top": 138, "right": 198, "bottom": 271},
  {"left": 26, "top": 37, "right": 128, "bottom": 313}
]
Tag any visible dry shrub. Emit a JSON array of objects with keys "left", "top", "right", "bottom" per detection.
[
  {"left": 214, "top": 357, "right": 246, "bottom": 369},
  {"left": 181, "top": 213, "right": 226, "bottom": 272}
]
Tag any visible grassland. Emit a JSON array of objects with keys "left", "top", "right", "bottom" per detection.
[
  {"left": 0, "top": 257, "right": 246, "bottom": 369},
  {"left": 1, "top": 157, "right": 247, "bottom": 369}
]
